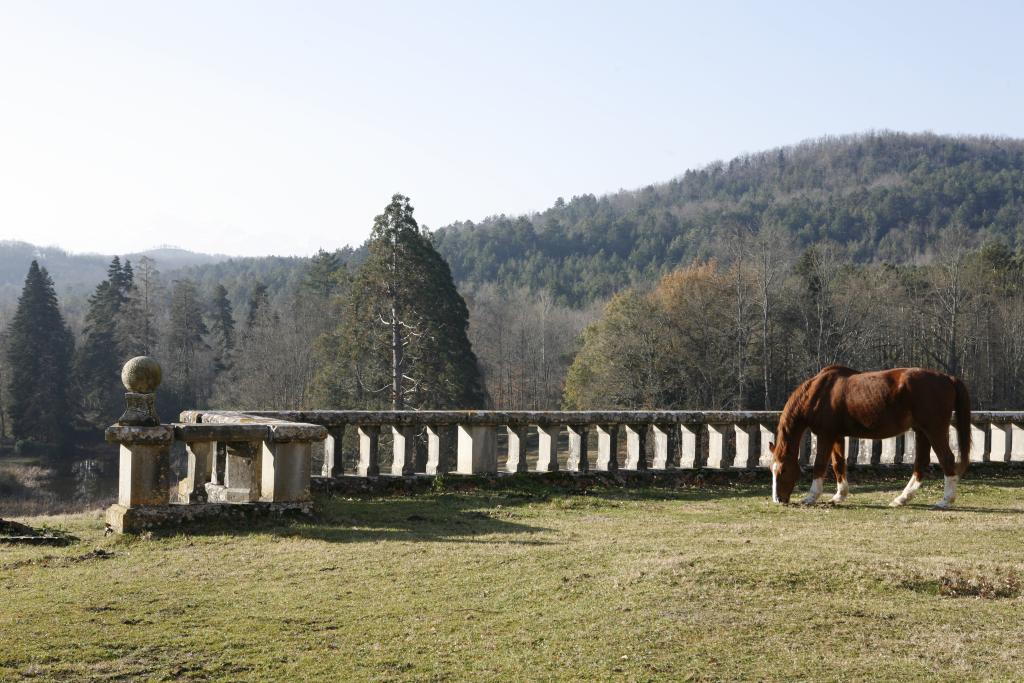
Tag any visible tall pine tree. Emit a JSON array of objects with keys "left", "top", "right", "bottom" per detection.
[
  {"left": 316, "top": 194, "right": 485, "bottom": 409},
  {"left": 75, "top": 257, "right": 134, "bottom": 428},
  {"left": 5, "top": 261, "right": 76, "bottom": 446}
]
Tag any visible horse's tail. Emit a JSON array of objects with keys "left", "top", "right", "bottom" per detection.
[{"left": 953, "top": 377, "right": 972, "bottom": 476}]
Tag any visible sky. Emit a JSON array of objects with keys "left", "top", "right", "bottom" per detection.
[{"left": 1, "top": 1, "right": 1023, "bottom": 258}]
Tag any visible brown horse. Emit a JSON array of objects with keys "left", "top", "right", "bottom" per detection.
[{"left": 769, "top": 366, "right": 971, "bottom": 509}]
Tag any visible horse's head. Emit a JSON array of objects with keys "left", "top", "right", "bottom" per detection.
[{"left": 768, "top": 440, "right": 799, "bottom": 504}]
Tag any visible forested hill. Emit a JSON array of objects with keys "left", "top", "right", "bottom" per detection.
[{"left": 432, "top": 132, "right": 1024, "bottom": 305}]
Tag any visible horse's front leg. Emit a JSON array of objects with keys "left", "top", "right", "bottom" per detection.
[
  {"left": 829, "top": 440, "right": 849, "bottom": 504},
  {"left": 801, "top": 435, "right": 835, "bottom": 504}
]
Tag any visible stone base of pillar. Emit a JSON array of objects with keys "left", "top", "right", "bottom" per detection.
[{"left": 105, "top": 501, "right": 314, "bottom": 534}]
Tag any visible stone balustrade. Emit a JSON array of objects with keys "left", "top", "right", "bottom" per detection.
[
  {"left": 183, "top": 408, "right": 1024, "bottom": 477},
  {"left": 103, "top": 357, "right": 1024, "bottom": 534}
]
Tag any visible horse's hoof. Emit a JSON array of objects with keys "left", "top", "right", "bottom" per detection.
[
  {"left": 931, "top": 502, "right": 952, "bottom": 511},
  {"left": 800, "top": 497, "right": 819, "bottom": 506},
  {"left": 829, "top": 497, "right": 846, "bottom": 505},
  {"left": 889, "top": 498, "right": 906, "bottom": 508}
]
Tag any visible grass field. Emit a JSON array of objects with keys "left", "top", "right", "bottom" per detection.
[{"left": 2, "top": 472, "right": 1024, "bottom": 682}]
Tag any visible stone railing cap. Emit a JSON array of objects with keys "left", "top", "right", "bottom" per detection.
[{"left": 105, "top": 425, "right": 175, "bottom": 445}]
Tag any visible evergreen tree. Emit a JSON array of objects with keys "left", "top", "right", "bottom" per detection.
[
  {"left": 209, "top": 284, "right": 235, "bottom": 372},
  {"left": 75, "top": 257, "right": 133, "bottom": 428},
  {"left": 316, "top": 194, "right": 485, "bottom": 409},
  {"left": 5, "top": 261, "right": 75, "bottom": 445},
  {"left": 246, "top": 283, "right": 270, "bottom": 331},
  {"left": 165, "top": 279, "right": 211, "bottom": 412},
  {"left": 302, "top": 249, "right": 343, "bottom": 300},
  {"left": 119, "top": 255, "right": 161, "bottom": 355}
]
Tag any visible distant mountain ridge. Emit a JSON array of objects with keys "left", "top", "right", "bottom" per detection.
[
  {"left": 4, "top": 131, "right": 1024, "bottom": 313},
  {"left": 433, "top": 131, "right": 1024, "bottom": 304}
]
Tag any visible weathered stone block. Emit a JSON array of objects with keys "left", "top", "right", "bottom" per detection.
[
  {"left": 260, "top": 440, "right": 312, "bottom": 502},
  {"left": 456, "top": 425, "right": 497, "bottom": 474}
]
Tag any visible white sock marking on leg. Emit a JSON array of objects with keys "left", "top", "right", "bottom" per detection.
[
  {"left": 890, "top": 474, "right": 921, "bottom": 507},
  {"left": 934, "top": 475, "right": 959, "bottom": 509},
  {"left": 772, "top": 464, "right": 780, "bottom": 503},
  {"left": 802, "top": 477, "right": 824, "bottom": 504},
  {"left": 830, "top": 480, "right": 849, "bottom": 503}
]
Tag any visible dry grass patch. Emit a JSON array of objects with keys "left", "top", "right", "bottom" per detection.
[{"left": 2, "top": 474, "right": 1024, "bottom": 681}]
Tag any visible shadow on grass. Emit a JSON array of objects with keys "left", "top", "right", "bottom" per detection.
[{"left": 143, "top": 468, "right": 1024, "bottom": 542}]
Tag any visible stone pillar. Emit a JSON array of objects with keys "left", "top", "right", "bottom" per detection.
[
  {"left": 706, "top": 423, "right": 734, "bottom": 469},
  {"left": 108, "top": 425, "right": 174, "bottom": 507},
  {"left": 456, "top": 425, "right": 497, "bottom": 474},
  {"left": 624, "top": 424, "right": 648, "bottom": 471},
  {"left": 679, "top": 424, "right": 705, "bottom": 469},
  {"left": 182, "top": 440, "right": 214, "bottom": 503},
  {"left": 323, "top": 426, "right": 345, "bottom": 478},
  {"left": 900, "top": 431, "right": 916, "bottom": 465},
  {"left": 842, "top": 436, "right": 858, "bottom": 467},
  {"left": 758, "top": 424, "right": 776, "bottom": 468},
  {"left": 969, "top": 424, "right": 988, "bottom": 462},
  {"left": 357, "top": 425, "right": 381, "bottom": 477},
  {"left": 880, "top": 435, "right": 903, "bottom": 465},
  {"left": 651, "top": 424, "right": 676, "bottom": 470},
  {"left": 595, "top": 424, "right": 619, "bottom": 471},
  {"left": 733, "top": 424, "right": 760, "bottom": 470},
  {"left": 222, "top": 441, "right": 262, "bottom": 502},
  {"left": 260, "top": 439, "right": 313, "bottom": 502},
  {"left": 536, "top": 424, "right": 559, "bottom": 472},
  {"left": 1010, "top": 424, "right": 1024, "bottom": 462},
  {"left": 990, "top": 424, "right": 1009, "bottom": 463},
  {"left": 799, "top": 432, "right": 815, "bottom": 467},
  {"left": 506, "top": 425, "right": 530, "bottom": 473},
  {"left": 567, "top": 425, "right": 589, "bottom": 472},
  {"left": 391, "top": 425, "right": 417, "bottom": 476},
  {"left": 858, "top": 438, "right": 881, "bottom": 466},
  {"left": 425, "top": 426, "right": 449, "bottom": 475}
]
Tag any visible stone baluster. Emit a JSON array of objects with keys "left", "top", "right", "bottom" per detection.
[
  {"left": 900, "top": 431, "right": 916, "bottom": 465},
  {"left": 758, "top": 424, "right": 776, "bottom": 468},
  {"left": 505, "top": 424, "right": 530, "bottom": 473},
  {"left": 536, "top": 424, "right": 560, "bottom": 472},
  {"left": 392, "top": 425, "right": 418, "bottom": 476},
  {"left": 858, "top": 438, "right": 881, "bottom": 466},
  {"left": 425, "top": 425, "right": 449, "bottom": 475},
  {"left": 624, "top": 424, "right": 648, "bottom": 470},
  {"left": 260, "top": 424, "right": 321, "bottom": 502},
  {"left": 650, "top": 424, "right": 676, "bottom": 470},
  {"left": 456, "top": 425, "right": 497, "bottom": 474},
  {"left": 679, "top": 423, "right": 705, "bottom": 469},
  {"left": 595, "top": 424, "right": 619, "bottom": 471},
  {"left": 567, "top": 424, "right": 589, "bottom": 472},
  {"left": 842, "top": 436, "right": 858, "bottom": 467},
  {"left": 732, "top": 424, "right": 760, "bottom": 470},
  {"left": 880, "top": 435, "right": 903, "bottom": 465},
  {"left": 799, "top": 432, "right": 816, "bottom": 467},
  {"left": 706, "top": 423, "right": 734, "bottom": 469},
  {"left": 969, "top": 423, "right": 988, "bottom": 462},
  {"left": 357, "top": 425, "right": 381, "bottom": 477},
  {"left": 323, "top": 425, "right": 346, "bottom": 478},
  {"left": 1010, "top": 423, "right": 1024, "bottom": 462},
  {"left": 182, "top": 440, "right": 215, "bottom": 503},
  {"left": 990, "top": 423, "right": 1011, "bottom": 463},
  {"left": 219, "top": 440, "right": 263, "bottom": 502}
]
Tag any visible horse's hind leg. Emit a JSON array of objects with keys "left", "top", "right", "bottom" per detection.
[
  {"left": 829, "top": 440, "right": 849, "bottom": 504},
  {"left": 890, "top": 430, "right": 929, "bottom": 507},
  {"left": 802, "top": 435, "right": 835, "bottom": 504},
  {"left": 925, "top": 424, "right": 960, "bottom": 510}
]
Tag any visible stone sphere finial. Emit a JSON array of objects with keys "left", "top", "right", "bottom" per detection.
[{"left": 121, "top": 356, "right": 162, "bottom": 394}]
